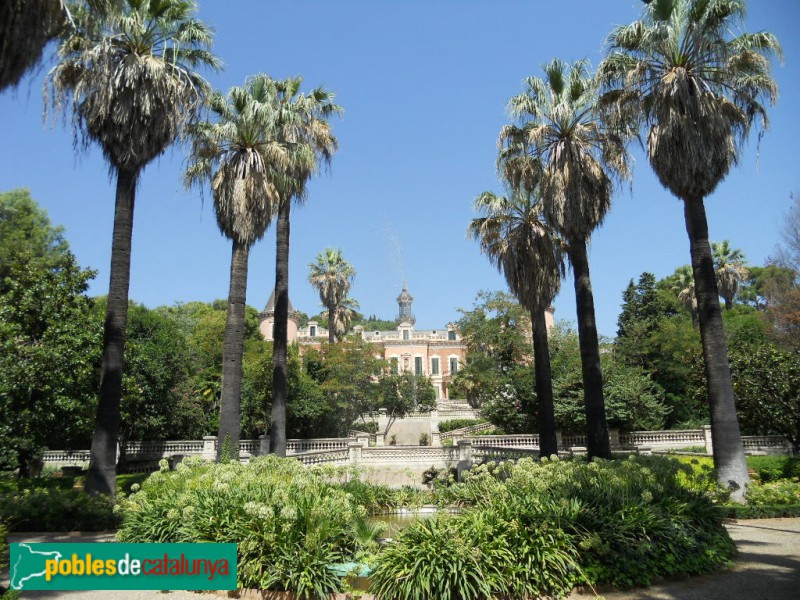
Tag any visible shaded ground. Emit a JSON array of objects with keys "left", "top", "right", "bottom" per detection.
[
  {"left": 569, "top": 518, "right": 800, "bottom": 600},
  {"left": 2, "top": 518, "right": 799, "bottom": 599}
]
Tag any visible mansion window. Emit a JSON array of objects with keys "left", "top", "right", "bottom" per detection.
[
  {"left": 449, "top": 357, "right": 458, "bottom": 374},
  {"left": 403, "top": 329, "right": 410, "bottom": 340},
  {"left": 414, "top": 356, "right": 423, "bottom": 375},
  {"left": 310, "top": 325, "right": 316, "bottom": 337},
  {"left": 390, "top": 357, "right": 399, "bottom": 374},
  {"left": 448, "top": 330, "right": 456, "bottom": 341},
  {"left": 430, "top": 357, "right": 440, "bottom": 375}
]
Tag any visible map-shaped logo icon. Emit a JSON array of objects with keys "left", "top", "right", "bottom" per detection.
[{"left": 10, "top": 543, "right": 63, "bottom": 590}]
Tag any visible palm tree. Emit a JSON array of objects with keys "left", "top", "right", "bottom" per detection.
[
  {"left": 713, "top": 240, "right": 749, "bottom": 309},
  {"left": 333, "top": 297, "right": 360, "bottom": 341},
  {"left": 667, "top": 264, "right": 698, "bottom": 325},
  {"left": 600, "top": 0, "right": 780, "bottom": 499},
  {"left": 268, "top": 79, "right": 341, "bottom": 457},
  {"left": 185, "top": 76, "right": 285, "bottom": 462},
  {"left": 499, "top": 58, "right": 630, "bottom": 459},
  {"left": 47, "top": 0, "right": 218, "bottom": 495},
  {"left": 469, "top": 188, "right": 565, "bottom": 458},
  {"left": 308, "top": 247, "right": 356, "bottom": 343}
]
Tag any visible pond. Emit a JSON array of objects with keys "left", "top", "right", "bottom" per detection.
[{"left": 366, "top": 506, "right": 458, "bottom": 537}]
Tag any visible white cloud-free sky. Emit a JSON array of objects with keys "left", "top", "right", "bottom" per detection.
[{"left": 2, "top": 0, "right": 798, "bottom": 336}]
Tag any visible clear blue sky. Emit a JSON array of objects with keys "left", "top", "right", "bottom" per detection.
[{"left": 1, "top": 0, "right": 798, "bottom": 337}]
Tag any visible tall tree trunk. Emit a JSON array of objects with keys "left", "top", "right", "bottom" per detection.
[
  {"left": 568, "top": 239, "right": 611, "bottom": 459},
  {"left": 269, "top": 199, "right": 290, "bottom": 457},
  {"left": 217, "top": 239, "right": 250, "bottom": 462},
  {"left": 328, "top": 304, "right": 335, "bottom": 344},
  {"left": 683, "top": 196, "right": 749, "bottom": 501},
  {"left": 86, "top": 168, "right": 138, "bottom": 497},
  {"left": 531, "top": 308, "right": 558, "bottom": 458}
]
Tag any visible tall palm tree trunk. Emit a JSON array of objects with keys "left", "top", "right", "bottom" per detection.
[
  {"left": 531, "top": 308, "right": 558, "bottom": 458},
  {"left": 568, "top": 239, "right": 611, "bottom": 459},
  {"left": 216, "top": 239, "right": 250, "bottom": 462},
  {"left": 269, "top": 199, "right": 291, "bottom": 457},
  {"left": 683, "top": 196, "right": 749, "bottom": 500},
  {"left": 86, "top": 168, "right": 138, "bottom": 496},
  {"left": 328, "top": 305, "right": 335, "bottom": 343}
]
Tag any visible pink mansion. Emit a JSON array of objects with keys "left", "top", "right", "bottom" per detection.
[{"left": 259, "top": 285, "right": 467, "bottom": 400}]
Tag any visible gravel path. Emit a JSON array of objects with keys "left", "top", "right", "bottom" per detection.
[{"left": 4, "top": 518, "right": 799, "bottom": 599}]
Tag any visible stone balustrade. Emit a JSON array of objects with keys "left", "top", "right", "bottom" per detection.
[
  {"left": 292, "top": 448, "right": 350, "bottom": 466},
  {"left": 39, "top": 426, "right": 794, "bottom": 471},
  {"left": 619, "top": 429, "right": 705, "bottom": 448},
  {"left": 474, "top": 446, "right": 540, "bottom": 463},
  {"left": 466, "top": 434, "right": 539, "bottom": 448}
]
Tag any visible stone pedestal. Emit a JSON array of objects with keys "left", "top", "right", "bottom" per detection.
[
  {"left": 702, "top": 425, "right": 713, "bottom": 455},
  {"left": 457, "top": 440, "right": 473, "bottom": 481},
  {"left": 608, "top": 428, "right": 620, "bottom": 450},
  {"left": 202, "top": 436, "right": 217, "bottom": 461},
  {"left": 259, "top": 435, "right": 270, "bottom": 456}
]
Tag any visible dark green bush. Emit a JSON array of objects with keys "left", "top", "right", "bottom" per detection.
[
  {"left": 747, "top": 455, "right": 800, "bottom": 483},
  {"left": 0, "top": 487, "right": 116, "bottom": 531},
  {"left": 464, "top": 457, "right": 734, "bottom": 587}
]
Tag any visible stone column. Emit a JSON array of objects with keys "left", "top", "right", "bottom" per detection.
[
  {"left": 202, "top": 436, "right": 217, "bottom": 461},
  {"left": 456, "top": 440, "right": 473, "bottom": 481},
  {"left": 356, "top": 434, "right": 370, "bottom": 448},
  {"left": 701, "top": 425, "right": 713, "bottom": 455},
  {"left": 430, "top": 409, "right": 441, "bottom": 447},
  {"left": 608, "top": 428, "right": 621, "bottom": 450},
  {"left": 555, "top": 430, "right": 563, "bottom": 451},
  {"left": 348, "top": 442, "right": 363, "bottom": 465},
  {"left": 259, "top": 435, "right": 270, "bottom": 456}
]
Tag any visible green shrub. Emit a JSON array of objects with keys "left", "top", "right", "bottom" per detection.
[
  {"left": 0, "top": 487, "right": 116, "bottom": 532},
  {"left": 747, "top": 455, "right": 800, "bottom": 483},
  {"left": 437, "top": 419, "right": 485, "bottom": 433},
  {"left": 745, "top": 479, "right": 800, "bottom": 506},
  {"left": 117, "top": 456, "right": 373, "bottom": 598},
  {"left": 369, "top": 515, "right": 500, "bottom": 600}
]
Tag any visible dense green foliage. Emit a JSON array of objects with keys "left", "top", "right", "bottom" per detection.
[
  {"left": 454, "top": 292, "right": 671, "bottom": 434},
  {"left": 0, "top": 475, "right": 117, "bottom": 531},
  {"left": 0, "top": 191, "right": 441, "bottom": 468},
  {"left": 117, "top": 457, "right": 374, "bottom": 597},
  {"left": 0, "top": 190, "right": 101, "bottom": 473},
  {"left": 115, "top": 454, "right": 741, "bottom": 598},
  {"left": 374, "top": 455, "right": 736, "bottom": 597}
]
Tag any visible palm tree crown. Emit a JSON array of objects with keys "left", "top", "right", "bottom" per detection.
[
  {"left": 48, "top": 0, "right": 220, "bottom": 173},
  {"left": 308, "top": 248, "right": 356, "bottom": 343},
  {"left": 469, "top": 190, "right": 564, "bottom": 313},
  {"left": 599, "top": 0, "right": 781, "bottom": 201},
  {"left": 186, "top": 75, "right": 286, "bottom": 246},
  {"left": 1, "top": 0, "right": 64, "bottom": 91},
  {"left": 500, "top": 58, "right": 630, "bottom": 243},
  {"left": 713, "top": 240, "right": 749, "bottom": 309}
]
